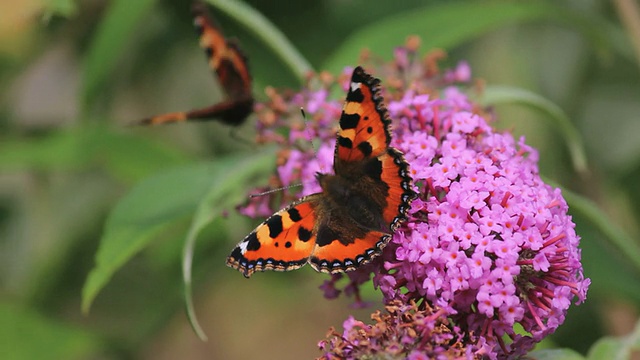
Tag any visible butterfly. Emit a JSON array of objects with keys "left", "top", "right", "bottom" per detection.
[
  {"left": 137, "top": 1, "right": 253, "bottom": 126},
  {"left": 227, "top": 66, "right": 417, "bottom": 278}
]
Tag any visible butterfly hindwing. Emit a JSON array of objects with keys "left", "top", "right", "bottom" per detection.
[
  {"left": 137, "top": 1, "right": 252, "bottom": 126},
  {"left": 378, "top": 148, "right": 415, "bottom": 230},
  {"left": 226, "top": 196, "right": 319, "bottom": 278},
  {"left": 310, "top": 226, "right": 389, "bottom": 273}
]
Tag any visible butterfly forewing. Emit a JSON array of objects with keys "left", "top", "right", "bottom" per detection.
[
  {"left": 193, "top": 2, "right": 251, "bottom": 100},
  {"left": 336, "top": 67, "right": 391, "bottom": 164}
]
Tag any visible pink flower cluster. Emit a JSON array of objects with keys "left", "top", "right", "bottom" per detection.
[
  {"left": 241, "top": 41, "right": 589, "bottom": 358},
  {"left": 375, "top": 86, "right": 589, "bottom": 355}
]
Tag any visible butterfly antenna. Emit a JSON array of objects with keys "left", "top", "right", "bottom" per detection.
[
  {"left": 300, "top": 107, "right": 318, "bottom": 155},
  {"left": 300, "top": 107, "right": 327, "bottom": 174},
  {"left": 249, "top": 183, "right": 302, "bottom": 198},
  {"left": 249, "top": 109, "right": 313, "bottom": 200}
]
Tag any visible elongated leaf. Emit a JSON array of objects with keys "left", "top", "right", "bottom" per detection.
[
  {"left": 43, "top": 0, "right": 78, "bottom": 18},
  {"left": 588, "top": 322, "right": 640, "bottom": 360},
  {"left": 0, "top": 302, "right": 102, "bottom": 359},
  {"left": 587, "top": 337, "right": 623, "bottom": 360},
  {"left": 81, "top": 0, "right": 157, "bottom": 109},
  {"left": 587, "top": 319, "right": 640, "bottom": 359},
  {"left": 90, "top": 129, "right": 189, "bottom": 182},
  {"left": 206, "top": 0, "right": 313, "bottom": 82},
  {"left": 529, "top": 349, "right": 586, "bottom": 360},
  {"left": 323, "top": 2, "right": 611, "bottom": 73},
  {"left": 183, "top": 148, "right": 277, "bottom": 340},
  {"left": 546, "top": 181, "right": 640, "bottom": 277},
  {"left": 0, "top": 130, "right": 87, "bottom": 169},
  {"left": 481, "top": 85, "right": 588, "bottom": 174},
  {"left": 82, "top": 151, "right": 275, "bottom": 313},
  {"left": 0, "top": 127, "right": 187, "bottom": 183},
  {"left": 82, "top": 162, "right": 218, "bottom": 313}
]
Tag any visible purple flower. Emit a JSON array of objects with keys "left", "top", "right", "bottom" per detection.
[
  {"left": 317, "top": 300, "right": 485, "bottom": 359},
  {"left": 240, "top": 40, "right": 589, "bottom": 359},
  {"left": 370, "top": 51, "right": 588, "bottom": 356}
]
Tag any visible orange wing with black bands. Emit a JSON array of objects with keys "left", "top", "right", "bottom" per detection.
[
  {"left": 226, "top": 196, "right": 319, "bottom": 278},
  {"left": 335, "top": 66, "right": 391, "bottom": 164},
  {"left": 378, "top": 148, "right": 415, "bottom": 230},
  {"left": 309, "top": 229, "right": 390, "bottom": 274},
  {"left": 192, "top": 1, "right": 251, "bottom": 101}
]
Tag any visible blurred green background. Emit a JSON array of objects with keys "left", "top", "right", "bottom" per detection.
[{"left": 2, "top": 0, "right": 640, "bottom": 359}]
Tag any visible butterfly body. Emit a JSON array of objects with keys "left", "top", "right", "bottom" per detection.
[
  {"left": 316, "top": 163, "right": 386, "bottom": 233},
  {"left": 227, "top": 67, "right": 416, "bottom": 278}
]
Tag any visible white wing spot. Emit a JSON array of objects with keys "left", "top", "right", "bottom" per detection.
[
  {"left": 239, "top": 241, "right": 248, "bottom": 254},
  {"left": 350, "top": 82, "right": 360, "bottom": 93}
]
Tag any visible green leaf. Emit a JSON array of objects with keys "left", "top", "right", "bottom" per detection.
[
  {"left": 323, "top": 2, "right": 613, "bottom": 73},
  {"left": 81, "top": 0, "right": 157, "bottom": 109},
  {"left": 82, "top": 161, "right": 224, "bottom": 312},
  {"left": 0, "top": 127, "right": 187, "bottom": 183},
  {"left": 556, "top": 184, "right": 640, "bottom": 278},
  {"left": 587, "top": 337, "right": 624, "bottom": 360},
  {"left": 43, "top": 0, "right": 78, "bottom": 19},
  {"left": 182, "top": 147, "right": 277, "bottom": 340},
  {"left": 0, "top": 130, "right": 88, "bottom": 170},
  {"left": 87, "top": 129, "right": 189, "bottom": 182},
  {"left": 206, "top": 0, "right": 313, "bottom": 82},
  {"left": 481, "top": 85, "right": 588, "bottom": 175},
  {"left": 0, "top": 302, "right": 102, "bottom": 359},
  {"left": 578, "top": 221, "right": 640, "bottom": 302},
  {"left": 82, "top": 150, "right": 276, "bottom": 313},
  {"left": 631, "top": 319, "right": 640, "bottom": 348},
  {"left": 587, "top": 319, "right": 640, "bottom": 359},
  {"left": 529, "top": 348, "right": 586, "bottom": 360}
]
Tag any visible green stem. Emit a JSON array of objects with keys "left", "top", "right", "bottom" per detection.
[
  {"left": 481, "top": 85, "right": 588, "bottom": 175},
  {"left": 207, "top": 0, "right": 314, "bottom": 82},
  {"left": 548, "top": 180, "right": 640, "bottom": 275}
]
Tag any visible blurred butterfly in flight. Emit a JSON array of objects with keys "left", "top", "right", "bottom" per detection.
[{"left": 136, "top": 1, "right": 253, "bottom": 127}]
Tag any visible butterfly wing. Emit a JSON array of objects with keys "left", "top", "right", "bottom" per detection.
[
  {"left": 310, "top": 224, "right": 390, "bottom": 274},
  {"left": 193, "top": 2, "right": 251, "bottom": 101},
  {"left": 143, "top": 96, "right": 252, "bottom": 126},
  {"left": 226, "top": 195, "right": 319, "bottom": 278},
  {"left": 137, "top": 1, "right": 252, "bottom": 126},
  {"left": 378, "top": 148, "right": 415, "bottom": 230},
  {"left": 335, "top": 66, "right": 391, "bottom": 163}
]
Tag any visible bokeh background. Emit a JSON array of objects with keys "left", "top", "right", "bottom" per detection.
[{"left": 2, "top": 0, "right": 640, "bottom": 359}]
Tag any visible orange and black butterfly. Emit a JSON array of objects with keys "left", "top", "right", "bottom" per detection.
[
  {"left": 227, "top": 66, "right": 417, "bottom": 278},
  {"left": 138, "top": 1, "right": 253, "bottom": 126}
]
